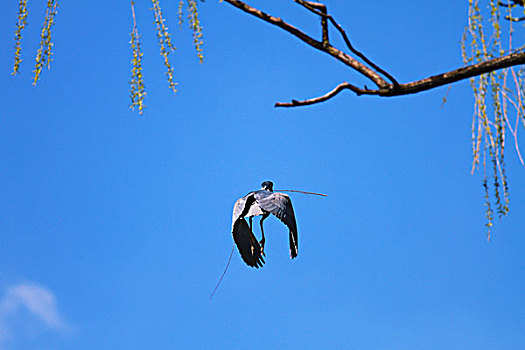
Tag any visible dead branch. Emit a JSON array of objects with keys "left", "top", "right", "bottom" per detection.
[
  {"left": 223, "top": 0, "right": 388, "bottom": 89},
  {"left": 274, "top": 82, "right": 377, "bottom": 107},
  {"left": 223, "top": 0, "right": 525, "bottom": 108},
  {"left": 294, "top": 0, "right": 399, "bottom": 86}
]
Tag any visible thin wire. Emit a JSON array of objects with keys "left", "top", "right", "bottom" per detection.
[
  {"left": 210, "top": 245, "right": 235, "bottom": 300},
  {"left": 276, "top": 189, "right": 327, "bottom": 197}
]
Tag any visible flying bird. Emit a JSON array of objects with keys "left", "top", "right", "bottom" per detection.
[{"left": 231, "top": 181, "right": 298, "bottom": 268}]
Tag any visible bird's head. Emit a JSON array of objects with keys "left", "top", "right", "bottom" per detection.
[{"left": 261, "top": 181, "right": 274, "bottom": 192}]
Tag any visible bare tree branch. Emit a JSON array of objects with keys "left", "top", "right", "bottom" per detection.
[
  {"left": 276, "top": 51, "right": 525, "bottom": 107},
  {"left": 294, "top": 1, "right": 329, "bottom": 45},
  {"left": 388, "top": 51, "right": 525, "bottom": 95},
  {"left": 222, "top": 0, "right": 389, "bottom": 89},
  {"left": 294, "top": 0, "right": 399, "bottom": 86},
  {"left": 274, "top": 82, "right": 377, "bottom": 107},
  {"left": 223, "top": 0, "right": 525, "bottom": 108}
]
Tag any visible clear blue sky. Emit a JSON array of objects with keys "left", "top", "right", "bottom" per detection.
[{"left": 1, "top": 1, "right": 524, "bottom": 349}]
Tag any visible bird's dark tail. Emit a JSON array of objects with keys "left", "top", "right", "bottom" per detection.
[{"left": 232, "top": 219, "right": 265, "bottom": 268}]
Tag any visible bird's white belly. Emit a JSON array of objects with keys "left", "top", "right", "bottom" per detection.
[{"left": 245, "top": 203, "right": 265, "bottom": 217}]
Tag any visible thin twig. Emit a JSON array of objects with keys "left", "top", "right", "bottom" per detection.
[
  {"left": 296, "top": 1, "right": 329, "bottom": 45},
  {"left": 275, "top": 82, "right": 378, "bottom": 107},
  {"left": 277, "top": 189, "right": 327, "bottom": 196},
  {"left": 224, "top": 0, "right": 525, "bottom": 108},
  {"left": 210, "top": 245, "right": 235, "bottom": 300},
  {"left": 276, "top": 51, "right": 525, "bottom": 107},
  {"left": 294, "top": 0, "right": 399, "bottom": 86},
  {"left": 510, "top": 67, "right": 525, "bottom": 164},
  {"left": 222, "top": 0, "right": 388, "bottom": 88}
]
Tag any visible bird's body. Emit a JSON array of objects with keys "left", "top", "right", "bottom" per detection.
[{"left": 231, "top": 181, "right": 298, "bottom": 268}]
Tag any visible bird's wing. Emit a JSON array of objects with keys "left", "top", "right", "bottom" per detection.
[
  {"left": 232, "top": 195, "right": 247, "bottom": 229},
  {"left": 232, "top": 218, "right": 265, "bottom": 268},
  {"left": 231, "top": 195, "right": 265, "bottom": 268},
  {"left": 231, "top": 193, "right": 255, "bottom": 230},
  {"left": 254, "top": 192, "right": 298, "bottom": 259}
]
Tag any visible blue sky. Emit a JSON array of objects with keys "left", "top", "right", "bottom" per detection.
[{"left": 1, "top": 1, "right": 524, "bottom": 349}]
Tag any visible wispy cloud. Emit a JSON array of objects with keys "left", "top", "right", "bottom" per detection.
[{"left": 0, "top": 283, "right": 71, "bottom": 345}]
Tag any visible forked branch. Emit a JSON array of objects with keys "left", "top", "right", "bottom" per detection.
[
  {"left": 223, "top": 0, "right": 388, "bottom": 89},
  {"left": 223, "top": 0, "right": 525, "bottom": 108},
  {"left": 294, "top": 0, "right": 399, "bottom": 86},
  {"left": 276, "top": 51, "right": 525, "bottom": 107}
]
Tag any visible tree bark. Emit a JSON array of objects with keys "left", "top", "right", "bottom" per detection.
[{"left": 223, "top": 0, "right": 525, "bottom": 108}]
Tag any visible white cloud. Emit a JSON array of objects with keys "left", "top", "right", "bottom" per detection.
[{"left": 0, "top": 283, "right": 71, "bottom": 344}]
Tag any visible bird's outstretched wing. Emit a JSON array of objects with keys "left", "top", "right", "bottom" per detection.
[
  {"left": 231, "top": 218, "right": 265, "bottom": 268},
  {"left": 231, "top": 195, "right": 265, "bottom": 268},
  {"left": 254, "top": 192, "right": 298, "bottom": 259}
]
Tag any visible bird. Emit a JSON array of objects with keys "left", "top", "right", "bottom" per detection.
[{"left": 231, "top": 181, "right": 298, "bottom": 268}]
